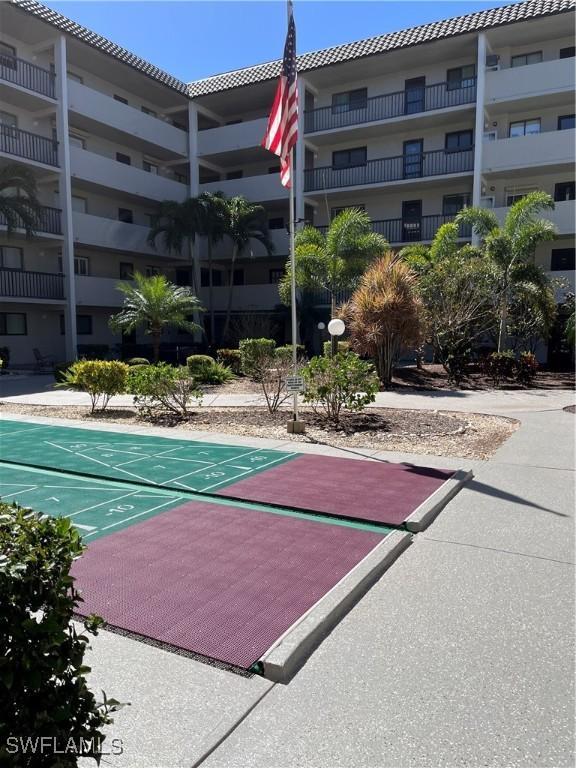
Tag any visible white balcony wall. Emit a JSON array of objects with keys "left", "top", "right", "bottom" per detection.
[
  {"left": 73, "top": 212, "right": 172, "bottom": 257},
  {"left": 197, "top": 118, "right": 268, "bottom": 156},
  {"left": 70, "top": 146, "right": 188, "bottom": 202},
  {"left": 75, "top": 276, "right": 127, "bottom": 307},
  {"left": 68, "top": 80, "right": 188, "bottom": 156},
  {"left": 198, "top": 228, "right": 289, "bottom": 261},
  {"left": 485, "top": 58, "right": 575, "bottom": 105},
  {"left": 482, "top": 129, "right": 575, "bottom": 173},
  {"left": 199, "top": 173, "right": 288, "bottom": 203},
  {"left": 493, "top": 200, "right": 575, "bottom": 235},
  {"left": 199, "top": 284, "right": 280, "bottom": 311}
]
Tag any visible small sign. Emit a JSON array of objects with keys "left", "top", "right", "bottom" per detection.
[{"left": 285, "top": 375, "right": 305, "bottom": 393}]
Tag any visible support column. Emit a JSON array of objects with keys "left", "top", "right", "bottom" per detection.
[
  {"left": 187, "top": 101, "right": 202, "bottom": 341},
  {"left": 54, "top": 34, "right": 77, "bottom": 360},
  {"left": 472, "top": 32, "right": 487, "bottom": 245},
  {"left": 295, "top": 78, "right": 307, "bottom": 228}
]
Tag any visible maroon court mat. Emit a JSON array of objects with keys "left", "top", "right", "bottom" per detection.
[
  {"left": 71, "top": 500, "right": 385, "bottom": 669},
  {"left": 215, "top": 455, "right": 455, "bottom": 527}
]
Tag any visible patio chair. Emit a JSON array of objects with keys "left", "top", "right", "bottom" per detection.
[{"left": 33, "top": 348, "right": 56, "bottom": 372}]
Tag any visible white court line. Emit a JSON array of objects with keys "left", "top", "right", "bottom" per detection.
[
  {"left": 160, "top": 445, "right": 273, "bottom": 486},
  {"left": 172, "top": 452, "right": 291, "bottom": 493},
  {"left": 46, "top": 442, "right": 151, "bottom": 485},
  {"left": 74, "top": 523, "right": 96, "bottom": 532},
  {"left": 68, "top": 491, "right": 139, "bottom": 517},
  {"left": 0, "top": 425, "right": 51, "bottom": 438},
  {"left": 0, "top": 485, "right": 38, "bottom": 499},
  {"left": 83, "top": 498, "right": 181, "bottom": 538}
]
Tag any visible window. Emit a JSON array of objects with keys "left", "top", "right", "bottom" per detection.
[
  {"left": 511, "top": 51, "right": 542, "bottom": 67},
  {"left": 145, "top": 266, "right": 160, "bottom": 277},
  {"left": 200, "top": 268, "right": 223, "bottom": 287},
  {"left": 119, "top": 262, "right": 134, "bottom": 279},
  {"left": 269, "top": 268, "right": 283, "bottom": 283},
  {"left": 226, "top": 170, "right": 243, "bottom": 180},
  {"left": 225, "top": 119, "right": 242, "bottom": 125},
  {"left": 144, "top": 213, "right": 156, "bottom": 228},
  {"left": 113, "top": 94, "right": 128, "bottom": 105},
  {"left": 231, "top": 269, "right": 244, "bottom": 286},
  {"left": 560, "top": 46, "right": 575, "bottom": 59},
  {"left": 558, "top": 114, "right": 575, "bottom": 131},
  {"left": 68, "top": 133, "right": 85, "bottom": 149},
  {"left": 268, "top": 217, "right": 285, "bottom": 230},
  {"left": 68, "top": 71, "right": 83, "bottom": 84},
  {"left": 143, "top": 160, "right": 159, "bottom": 174},
  {"left": 446, "top": 64, "right": 475, "bottom": 90},
  {"left": 442, "top": 194, "right": 470, "bottom": 216},
  {"left": 554, "top": 182, "right": 575, "bottom": 202},
  {"left": 77, "top": 315, "right": 93, "bottom": 335},
  {"left": 0, "top": 313, "right": 26, "bottom": 335},
  {"left": 0, "top": 41, "right": 17, "bottom": 69},
  {"left": 505, "top": 188, "right": 537, "bottom": 206},
  {"left": 445, "top": 130, "right": 473, "bottom": 151},
  {"left": 268, "top": 165, "right": 281, "bottom": 174},
  {"left": 0, "top": 110, "right": 17, "bottom": 128},
  {"left": 509, "top": 119, "right": 540, "bottom": 138},
  {"left": 332, "top": 147, "right": 367, "bottom": 169},
  {"left": 331, "top": 88, "right": 368, "bottom": 114},
  {"left": 116, "top": 152, "right": 131, "bottom": 165},
  {"left": 0, "top": 246, "right": 23, "bottom": 269},
  {"left": 71, "top": 195, "right": 87, "bottom": 213},
  {"left": 118, "top": 208, "right": 133, "bottom": 224},
  {"left": 74, "top": 256, "right": 89, "bottom": 276},
  {"left": 174, "top": 172, "right": 188, "bottom": 184},
  {"left": 141, "top": 106, "right": 157, "bottom": 117},
  {"left": 550, "top": 248, "right": 575, "bottom": 271}
]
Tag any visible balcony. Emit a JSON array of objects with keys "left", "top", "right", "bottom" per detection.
[
  {"left": 482, "top": 129, "right": 575, "bottom": 175},
  {"left": 199, "top": 283, "right": 280, "bottom": 311},
  {"left": 493, "top": 200, "right": 575, "bottom": 236},
  {"left": 0, "top": 54, "right": 55, "bottom": 99},
  {"left": 199, "top": 172, "right": 288, "bottom": 202},
  {"left": 485, "top": 58, "right": 575, "bottom": 110},
  {"left": 0, "top": 269, "right": 64, "bottom": 300},
  {"left": 75, "top": 275, "right": 126, "bottom": 307},
  {"left": 304, "top": 80, "right": 476, "bottom": 134},
  {"left": 73, "top": 212, "right": 173, "bottom": 257},
  {"left": 70, "top": 146, "right": 188, "bottom": 202},
  {"left": 197, "top": 117, "right": 268, "bottom": 157},
  {"left": 198, "top": 227, "right": 288, "bottom": 261},
  {"left": 304, "top": 147, "right": 474, "bottom": 193},
  {"left": 0, "top": 205, "right": 62, "bottom": 236},
  {"left": 68, "top": 80, "right": 188, "bottom": 158},
  {"left": 0, "top": 125, "right": 58, "bottom": 167},
  {"left": 317, "top": 214, "right": 472, "bottom": 244}
]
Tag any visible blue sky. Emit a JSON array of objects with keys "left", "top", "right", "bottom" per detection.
[{"left": 44, "top": 1, "right": 520, "bottom": 82}]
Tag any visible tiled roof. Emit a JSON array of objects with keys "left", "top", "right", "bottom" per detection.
[
  {"left": 10, "top": 0, "right": 189, "bottom": 95},
  {"left": 188, "top": 0, "right": 575, "bottom": 96}
]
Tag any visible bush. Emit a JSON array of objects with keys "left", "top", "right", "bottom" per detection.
[
  {"left": 186, "top": 355, "right": 215, "bottom": 374},
  {"left": 128, "top": 363, "right": 202, "bottom": 418},
  {"left": 0, "top": 346, "right": 9, "bottom": 371},
  {"left": 239, "top": 338, "right": 276, "bottom": 380},
  {"left": 186, "top": 354, "right": 234, "bottom": 385},
  {"left": 516, "top": 351, "right": 539, "bottom": 386},
  {"left": 56, "top": 360, "right": 129, "bottom": 413},
  {"left": 54, "top": 361, "right": 75, "bottom": 383},
  {"left": 127, "top": 357, "right": 150, "bottom": 366},
  {"left": 302, "top": 351, "right": 379, "bottom": 423},
  {"left": 322, "top": 340, "right": 350, "bottom": 357},
  {"left": 77, "top": 344, "right": 110, "bottom": 360},
  {"left": 275, "top": 344, "right": 306, "bottom": 363},
  {"left": 0, "top": 502, "right": 123, "bottom": 765},
  {"left": 484, "top": 350, "right": 516, "bottom": 388},
  {"left": 216, "top": 349, "right": 242, "bottom": 375}
]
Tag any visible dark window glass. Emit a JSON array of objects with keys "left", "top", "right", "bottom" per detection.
[
  {"left": 403, "top": 139, "right": 423, "bottom": 178},
  {"left": 445, "top": 130, "right": 473, "bottom": 151},
  {"left": 119, "top": 262, "right": 134, "bottom": 279},
  {"left": 201, "top": 269, "right": 223, "bottom": 287},
  {"left": 404, "top": 77, "right": 425, "bottom": 115},
  {"left": 116, "top": 152, "right": 131, "bottom": 165},
  {"left": 141, "top": 106, "right": 157, "bottom": 117},
  {"left": 331, "top": 88, "right": 368, "bottom": 114},
  {"left": 232, "top": 269, "right": 244, "bottom": 286},
  {"left": 268, "top": 166, "right": 281, "bottom": 174},
  {"left": 0, "top": 41, "right": 17, "bottom": 69},
  {"left": 77, "top": 315, "right": 93, "bottom": 335},
  {"left": 118, "top": 208, "right": 133, "bottom": 224},
  {"left": 443, "top": 194, "right": 470, "bottom": 216},
  {"left": 509, "top": 119, "right": 540, "bottom": 137},
  {"left": 332, "top": 147, "right": 367, "bottom": 169},
  {"left": 225, "top": 119, "right": 242, "bottom": 125},
  {"left": 113, "top": 94, "right": 128, "bottom": 104},
  {"left": 226, "top": 170, "right": 243, "bottom": 180},
  {"left": 446, "top": 65, "right": 475, "bottom": 90},
  {"left": 60, "top": 314, "right": 65, "bottom": 335},
  {"left": 269, "top": 268, "right": 283, "bottom": 283},
  {"left": 551, "top": 248, "right": 575, "bottom": 271},
  {"left": 268, "top": 217, "right": 285, "bottom": 230},
  {"left": 0, "top": 312, "right": 26, "bottom": 335},
  {"left": 554, "top": 182, "right": 575, "bottom": 202},
  {"left": 558, "top": 114, "right": 575, "bottom": 131},
  {"left": 511, "top": 51, "right": 542, "bottom": 68},
  {"left": 560, "top": 47, "right": 575, "bottom": 59}
]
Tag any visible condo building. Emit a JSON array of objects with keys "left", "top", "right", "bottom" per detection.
[{"left": 1, "top": 0, "right": 574, "bottom": 367}]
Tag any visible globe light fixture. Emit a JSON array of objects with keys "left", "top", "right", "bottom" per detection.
[
  {"left": 317, "top": 321, "right": 326, "bottom": 330},
  {"left": 328, "top": 318, "right": 345, "bottom": 337}
]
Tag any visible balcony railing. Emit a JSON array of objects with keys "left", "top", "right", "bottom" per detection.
[
  {"left": 0, "top": 206, "right": 62, "bottom": 236},
  {"left": 0, "top": 269, "right": 65, "bottom": 300},
  {"left": 0, "top": 125, "right": 59, "bottom": 167},
  {"left": 0, "top": 54, "right": 56, "bottom": 99},
  {"left": 317, "top": 214, "right": 472, "bottom": 243},
  {"left": 304, "top": 147, "right": 474, "bottom": 192},
  {"left": 304, "top": 80, "right": 476, "bottom": 133}
]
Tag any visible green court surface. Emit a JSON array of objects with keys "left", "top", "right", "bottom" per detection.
[{"left": 0, "top": 419, "right": 296, "bottom": 493}]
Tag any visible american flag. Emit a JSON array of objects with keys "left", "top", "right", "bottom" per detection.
[{"left": 262, "top": 1, "right": 298, "bottom": 188}]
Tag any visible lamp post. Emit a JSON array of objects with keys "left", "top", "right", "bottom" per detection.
[{"left": 328, "top": 318, "right": 345, "bottom": 357}]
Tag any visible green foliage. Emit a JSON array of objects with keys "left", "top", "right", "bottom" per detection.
[
  {"left": 53, "top": 361, "right": 75, "bottom": 383},
  {"left": 239, "top": 338, "right": 277, "bottom": 380},
  {"left": 77, "top": 344, "right": 110, "bottom": 361},
  {"left": 216, "top": 349, "right": 242, "bottom": 375},
  {"left": 127, "top": 363, "right": 202, "bottom": 418},
  {"left": 186, "top": 355, "right": 233, "bottom": 385},
  {"left": 516, "top": 351, "right": 539, "bottom": 387},
  {"left": 0, "top": 164, "right": 43, "bottom": 237},
  {"left": 275, "top": 344, "right": 306, "bottom": 362},
  {"left": 126, "top": 357, "right": 150, "bottom": 366},
  {"left": 0, "top": 502, "right": 123, "bottom": 766},
  {"left": 563, "top": 293, "right": 575, "bottom": 349},
  {"left": 186, "top": 354, "right": 215, "bottom": 374},
  {"left": 484, "top": 351, "right": 516, "bottom": 387},
  {"left": 55, "top": 360, "right": 129, "bottom": 413},
  {"left": 0, "top": 346, "right": 9, "bottom": 370},
  {"left": 301, "top": 351, "right": 379, "bottom": 423},
  {"left": 322, "top": 340, "right": 350, "bottom": 357}
]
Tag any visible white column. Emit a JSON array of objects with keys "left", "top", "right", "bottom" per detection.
[
  {"left": 187, "top": 101, "right": 202, "bottom": 341},
  {"left": 54, "top": 34, "right": 77, "bottom": 360},
  {"left": 295, "top": 78, "right": 307, "bottom": 227},
  {"left": 472, "top": 32, "right": 487, "bottom": 245}
]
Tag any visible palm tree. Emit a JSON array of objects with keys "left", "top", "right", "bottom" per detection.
[
  {"left": 147, "top": 198, "right": 201, "bottom": 289},
  {"left": 0, "top": 163, "right": 43, "bottom": 236},
  {"left": 456, "top": 191, "right": 556, "bottom": 351},
  {"left": 221, "top": 196, "right": 273, "bottom": 343},
  {"left": 195, "top": 192, "right": 227, "bottom": 345},
  {"left": 341, "top": 252, "right": 423, "bottom": 387},
  {"left": 279, "top": 208, "right": 388, "bottom": 353},
  {"left": 109, "top": 272, "right": 202, "bottom": 362}
]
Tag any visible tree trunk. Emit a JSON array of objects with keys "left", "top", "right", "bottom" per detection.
[
  {"left": 208, "top": 239, "right": 215, "bottom": 348},
  {"left": 152, "top": 330, "right": 161, "bottom": 363},
  {"left": 221, "top": 244, "right": 238, "bottom": 345},
  {"left": 498, "top": 297, "right": 508, "bottom": 352},
  {"left": 188, "top": 238, "right": 203, "bottom": 346},
  {"left": 330, "top": 292, "right": 338, "bottom": 357}
]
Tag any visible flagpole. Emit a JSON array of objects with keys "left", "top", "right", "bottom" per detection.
[{"left": 289, "top": 146, "right": 299, "bottom": 423}]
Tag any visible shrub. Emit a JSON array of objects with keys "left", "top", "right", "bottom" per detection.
[
  {"left": 128, "top": 363, "right": 202, "bottom": 418},
  {"left": 186, "top": 354, "right": 215, "bottom": 375},
  {"left": 194, "top": 361, "right": 235, "bottom": 385},
  {"left": 302, "top": 351, "right": 379, "bottom": 423},
  {"left": 127, "top": 357, "right": 150, "bottom": 366},
  {"left": 239, "top": 338, "right": 276, "bottom": 380},
  {"left": 275, "top": 344, "right": 306, "bottom": 362},
  {"left": 54, "top": 360, "right": 75, "bottom": 383},
  {"left": 516, "top": 351, "right": 539, "bottom": 386},
  {"left": 0, "top": 346, "right": 9, "bottom": 371},
  {"left": 322, "top": 340, "right": 350, "bottom": 357},
  {"left": 216, "top": 349, "right": 242, "bottom": 375},
  {"left": 0, "top": 502, "right": 123, "bottom": 765},
  {"left": 56, "top": 360, "right": 129, "bottom": 412},
  {"left": 484, "top": 350, "right": 516, "bottom": 388}
]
